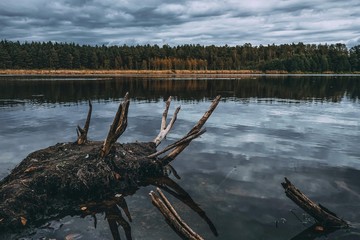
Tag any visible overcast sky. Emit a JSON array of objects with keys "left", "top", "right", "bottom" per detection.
[{"left": 0, "top": 0, "right": 359, "bottom": 47}]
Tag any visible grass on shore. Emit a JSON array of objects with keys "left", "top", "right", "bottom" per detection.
[
  {"left": 0, "top": 69, "right": 263, "bottom": 75},
  {"left": 0, "top": 69, "right": 359, "bottom": 75}
]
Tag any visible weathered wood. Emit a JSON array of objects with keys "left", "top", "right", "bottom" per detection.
[
  {"left": 161, "top": 95, "right": 221, "bottom": 165},
  {"left": 282, "top": 177, "right": 349, "bottom": 228},
  {"left": 100, "top": 92, "right": 130, "bottom": 158},
  {"left": 150, "top": 176, "right": 218, "bottom": 236},
  {"left": 148, "top": 128, "right": 206, "bottom": 158},
  {"left": 153, "top": 96, "right": 181, "bottom": 146},
  {"left": 150, "top": 188, "right": 204, "bottom": 240},
  {"left": 0, "top": 94, "right": 221, "bottom": 237},
  {"left": 77, "top": 100, "right": 92, "bottom": 145}
]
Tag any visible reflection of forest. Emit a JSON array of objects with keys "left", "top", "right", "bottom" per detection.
[{"left": 0, "top": 76, "right": 359, "bottom": 103}]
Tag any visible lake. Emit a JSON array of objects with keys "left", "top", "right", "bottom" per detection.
[{"left": 0, "top": 75, "right": 360, "bottom": 239}]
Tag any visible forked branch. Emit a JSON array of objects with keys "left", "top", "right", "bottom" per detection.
[
  {"left": 100, "top": 93, "right": 130, "bottom": 158},
  {"left": 148, "top": 129, "right": 206, "bottom": 158},
  {"left": 150, "top": 188, "right": 204, "bottom": 240},
  {"left": 153, "top": 96, "right": 181, "bottom": 146},
  {"left": 77, "top": 100, "right": 92, "bottom": 145},
  {"left": 161, "top": 95, "right": 221, "bottom": 164}
]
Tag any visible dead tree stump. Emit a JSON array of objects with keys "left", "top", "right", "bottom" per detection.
[{"left": 0, "top": 94, "right": 221, "bottom": 237}]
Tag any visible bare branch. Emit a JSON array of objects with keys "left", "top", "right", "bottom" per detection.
[
  {"left": 100, "top": 93, "right": 130, "bottom": 158},
  {"left": 157, "top": 188, "right": 204, "bottom": 239},
  {"left": 161, "top": 97, "right": 171, "bottom": 130},
  {"left": 77, "top": 100, "right": 92, "bottom": 145},
  {"left": 153, "top": 96, "right": 181, "bottom": 146},
  {"left": 153, "top": 177, "right": 218, "bottom": 237},
  {"left": 282, "top": 177, "right": 348, "bottom": 228},
  {"left": 161, "top": 95, "right": 221, "bottom": 164},
  {"left": 148, "top": 129, "right": 206, "bottom": 158},
  {"left": 149, "top": 189, "right": 204, "bottom": 240}
]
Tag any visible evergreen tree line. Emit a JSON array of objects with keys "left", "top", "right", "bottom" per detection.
[{"left": 0, "top": 40, "right": 359, "bottom": 72}]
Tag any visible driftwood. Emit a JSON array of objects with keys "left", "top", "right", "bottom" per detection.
[
  {"left": 282, "top": 177, "right": 349, "bottom": 229},
  {"left": 0, "top": 94, "right": 221, "bottom": 238},
  {"left": 150, "top": 188, "right": 204, "bottom": 240}
]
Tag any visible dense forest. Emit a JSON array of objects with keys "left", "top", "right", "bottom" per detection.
[{"left": 0, "top": 40, "right": 359, "bottom": 72}]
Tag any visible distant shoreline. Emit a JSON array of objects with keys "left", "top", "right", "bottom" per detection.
[{"left": 0, "top": 69, "right": 359, "bottom": 76}]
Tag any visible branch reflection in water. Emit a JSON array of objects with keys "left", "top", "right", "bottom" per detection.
[{"left": 49, "top": 176, "right": 217, "bottom": 240}]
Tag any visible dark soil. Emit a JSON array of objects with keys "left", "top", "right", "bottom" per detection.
[{"left": 0, "top": 140, "right": 165, "bottom": 232}]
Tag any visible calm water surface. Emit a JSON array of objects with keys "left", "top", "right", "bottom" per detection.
[{"left": 0, "top": 76, "right": 360, "bottom": 239}]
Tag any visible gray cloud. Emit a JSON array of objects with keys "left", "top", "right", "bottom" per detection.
[{"left": 0, "top": 0, "right": 359, "bottom": 47}]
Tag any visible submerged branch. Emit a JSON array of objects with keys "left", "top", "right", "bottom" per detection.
[
  {"left": 150, "top": 188, "right": 204, "bottom": 240},
  {"left": 151, "top": 177, "right": 218, "bottom": 236},
  {"left": 282, "top": 177, "right": 349, "bottom": 228}
]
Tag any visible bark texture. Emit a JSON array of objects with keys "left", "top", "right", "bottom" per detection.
[{"left": 282, "top": 177, "right": 349, "bottom": 228}]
